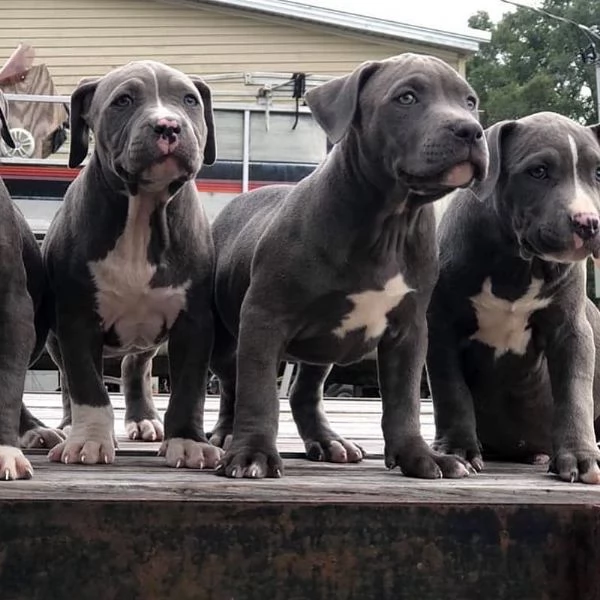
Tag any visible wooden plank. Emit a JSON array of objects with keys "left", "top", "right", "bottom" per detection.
[
  {"left": 23, "top": 392, "right": 427, "bottom": 413},
  {"left": 21, "top": 393, "right": 439, "bottom": 456},
  {"left": 1, "top": 457, "right": 600, "bottom": 599},
  {"left": 7, "top": 400, "right": 600, "bottom": 599},
  {"left": 3, "top": 455, "right": 600, "bottom": 505},
  {"left": 0, "top": 34, "right": 362, "bottom": 47},
  {"left": 0, "top": 0, "right": 457, "bottom": 95},
  {"left": 0, "top": 483, "right": 596, "bottom": 600},
  {"left": 19, "top": 47, "right": 409, "bottom": 59}
]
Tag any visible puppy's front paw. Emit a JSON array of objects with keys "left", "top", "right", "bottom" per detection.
[
  {"left": 48, "top": 436, "right": 116, "bottom": 465},
  {"left": 48, "top": 405, "right": 116, "bottom": 464},
  {"left": 0, "top": 446, "right": 33, "bottom": 480},
  {"left": 386, "top": 436, "right": 472, "bottom": 479},
  {"left": 550, "top": 448, "right": 600, "bottom": 484},
  {"left": 528, "top": 453, "right": 551, "bottom": 466},
  {"left": 305, "top": 437, "right": 365, "bottom": 463},
  {"left": 432, "top": 431, "right": 484, "bottom": 472},
  {"left": 125, "top": 418, "right": 164, "bottom": 442},
  {"left": 208, "top": 422, "right": 233, "bottom": 450},
  {"left": 217, "top": 438, "right": 283, "bottom": 479},
  {"left": 159, "top": 437, "right": 223, "bottom": 469},
  {"left": 20, "top": 426, "right": 66, "bottom": 449}
]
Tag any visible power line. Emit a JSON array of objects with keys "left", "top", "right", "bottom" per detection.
[{"left": 500, "top": 0, "right": 600, "bottom": 53}]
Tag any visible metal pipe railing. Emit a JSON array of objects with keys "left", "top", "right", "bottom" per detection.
[{"left": 2, "top": 92, "right": 314, "bottom": 113}]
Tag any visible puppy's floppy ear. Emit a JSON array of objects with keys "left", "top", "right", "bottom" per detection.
[
  {"left": 305, "top": 60, "right": 381, "bottom": 145},
  {"left": 68, "top": 76, "right": 101, "bottom": 168},
  {"left": 589, "top": 123, "right": 600, "bottom": 144},
  {"left": 0, "top": 91, "right": 15, "bottom": 150},
  {"left": 471, "top": 119, "right": 517, "bottom": 201},
  {"left": 190, "top": 76, "right": 217, "bottom": 166}
]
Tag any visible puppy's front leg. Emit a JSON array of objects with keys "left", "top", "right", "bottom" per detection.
[
  {"left": 427, "top": 306, "right": 483, "bottom": 471},
  {"left": 48, "top": 315, "right": 115, "bottom": 465},
  {"left": 218, "top": 302, "right": 285, "bottom": 479},
  {"left": 378, "top": 314, "right": 471, "bottom": 479},
  {"left": 160, "top": 306, "right": 223, "bottom": 469},
  {"left": 0, "top": 285, "right": 36, "bottom": 479},
  {"left": 546, "top": 308, "right": 600, "bottom": 484}
]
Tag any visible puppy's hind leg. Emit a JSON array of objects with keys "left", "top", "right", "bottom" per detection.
[
  {"left": 19, "top": 404, "right": 65, "bottom": 450},
  {"left": 290, "top": 362, "right": 364, "bottom": 463},
  {"left": 122, "top": 349, "right": 163, "bottom": 442},
  {"left": 20, "top": 332, "right": 68, "bottom": 450},
  {"left": 46, "top": 332, "right": 72, "bottom": 432},
  {"left": 208, "top": 312, "right": 237, "bottom": 450},
  {"left": 586, "top": 298, "right": 600, "bottom": 440}
]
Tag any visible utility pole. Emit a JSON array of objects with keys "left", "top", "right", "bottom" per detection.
[
  {"left": 500, "top": 0, "right": 600, "bottom": 297},
  {"left": 500, "top": 1, "right": 600, "bottom": 118}
]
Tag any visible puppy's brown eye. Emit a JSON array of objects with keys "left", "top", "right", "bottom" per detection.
[
  {"left": 113, "top": 94, "right": 133, "bottom": 107},
  {"left": 596, "top": 167, "right": 600, "bottom": 182},
  {"left": 466, "top": 96, "right": 477, "bottom": 110},
  {"left": 396, "top": 92, "right": 417, "bottom": 105},
  {"left": 184, "top": 94, "right": 199, "bottom": 107},
  {"left": 528, "top": 165, "right": 548, "bottom": 180}
]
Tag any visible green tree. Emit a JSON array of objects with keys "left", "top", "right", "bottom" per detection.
[{"left": 467, "top": 0, "right": 600, "bottom": 127}]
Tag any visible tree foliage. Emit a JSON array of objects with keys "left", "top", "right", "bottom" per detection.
[{"left": 467, "top": 0, "right": 600, "bottom": 127}]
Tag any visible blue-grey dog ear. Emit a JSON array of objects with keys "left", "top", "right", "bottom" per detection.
[
  {"left": 190, "top": 75, "right": 217, "bottom": 166},
  {"left": 305, "top": 61, "right": 381, "bottom": 145},
  {"left": 0, "top": 91, "right": 15, "bottom": 150},
  {"left": 470, "top": 119, "right": 517, "bottom": 201},
  {"left": 68, "top": 76, "right": 101, "bottom": 168}
]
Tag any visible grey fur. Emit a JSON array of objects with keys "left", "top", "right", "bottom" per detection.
[
  {"left": 42, "top": 61, "right": 219, "bottom": 467},
  {"left": 0, "top": 90, "right": 64, "bottom": 479},
  {"left": 427, "top": 112, "right": 600, "bottom": 484},
  {"left": 209, "top": 53, "right": 489, "bottom": 479}
]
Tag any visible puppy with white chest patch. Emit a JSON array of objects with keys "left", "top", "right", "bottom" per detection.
[
  {"left": 42, "top": 60, "right": 221, "bottom": 468},
  {"left": 0, "top": 90, "right": 65, "bottom": 480},
  {"left": 427, "top": 112, "right": 600, "bottom": 484},
  {"left": 209, "top": 53, "right": 489, "bottom": 479}
]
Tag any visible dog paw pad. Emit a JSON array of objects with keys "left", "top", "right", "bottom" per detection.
[
  {"left": 0, "top": 446, "right": 34, "bottom": 480},
  {"left": 126, "top": 419, "right": 164, "bottom": 442}
]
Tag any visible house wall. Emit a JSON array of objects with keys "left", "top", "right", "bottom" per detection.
[{"left": 1, "top": 0, "right": 465, "bottom": 99}]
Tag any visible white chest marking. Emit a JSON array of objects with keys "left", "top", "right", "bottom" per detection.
[
  {"left": 568, "top": 134, "right": 598, "bottom": 215},
  {"left": 88, "top": 196, "right": 191, "bottom": 352},
  {"left": 333, "top": 273, "right": 414, "bottom": 341},
  {"left": 469, "top": 277, "right": 551, "bottom": 358}
]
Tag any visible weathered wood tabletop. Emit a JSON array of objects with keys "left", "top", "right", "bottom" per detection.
[
  {"left": 9, "top": 392, "right": 600, "bottom": 505},
  {"left": 5, "top": 454, "right": 599, "bottom": 505},
  {"left": 22, "top": 392, "right": 393, "bottom": 456},
  {"left": 3, "top": 393, "right": 600, "bottom": 600}
]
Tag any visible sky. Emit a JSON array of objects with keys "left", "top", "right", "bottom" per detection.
[{"left": 299, "top": 0, "right": 541, "bottom": 34}]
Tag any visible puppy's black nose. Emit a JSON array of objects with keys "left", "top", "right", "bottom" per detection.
[
  {"left": 571, "top": 212, "right": 600, "bottom": 240},
  {"left": 450, "top": 121, "right": 484, "bottom": 144},
  {"left": 153, "top": 118, "right": 181, "bottom": 143}
]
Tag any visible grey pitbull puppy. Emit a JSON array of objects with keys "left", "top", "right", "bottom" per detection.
[
  {"left": 42, "top": 61, "right": 222, "bottom": 467},
  {"left": 427, "top": 112, "right": 600, "bottom": 484},
  {"left": 0, "top": 91, "right": 64, "bottom": 480},
  {"left": 209, "top": 53, "right": 489, "bottom": 479}
]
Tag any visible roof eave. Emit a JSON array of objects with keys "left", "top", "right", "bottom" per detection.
[{"left": 195, "top": 0, "right": 491, "bottom": 53}]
